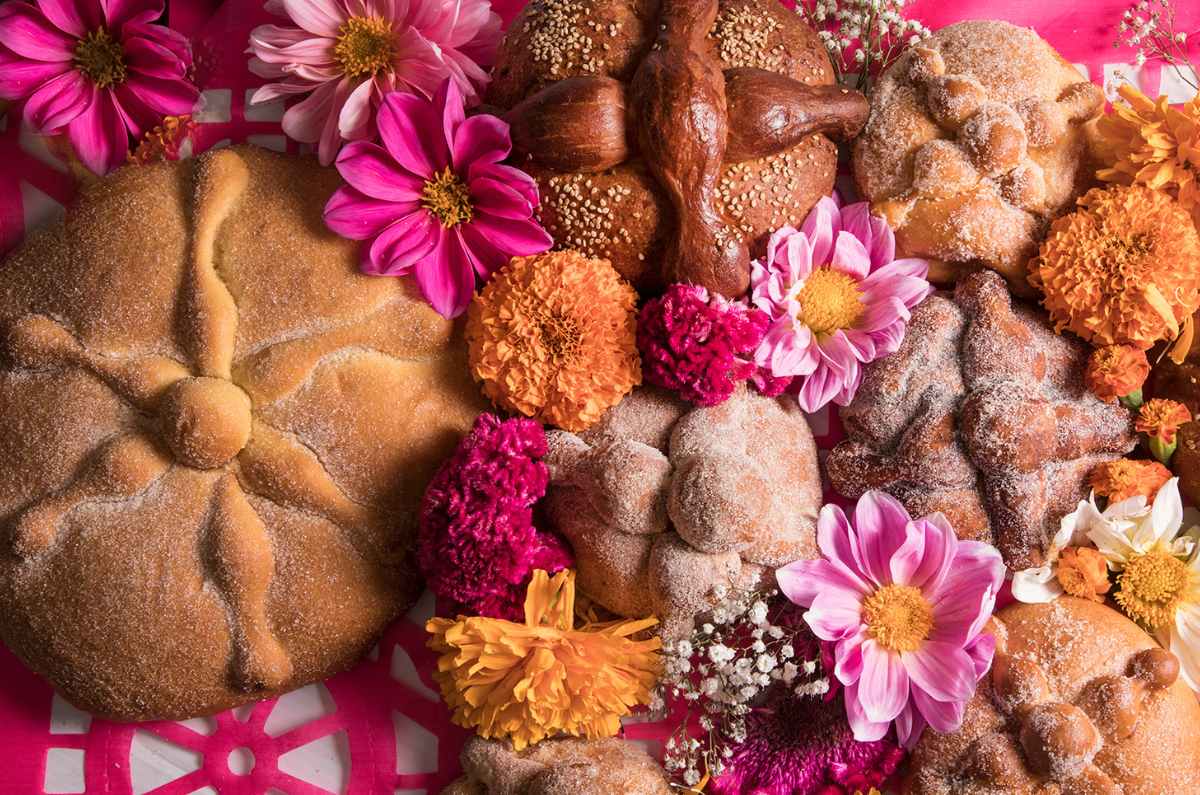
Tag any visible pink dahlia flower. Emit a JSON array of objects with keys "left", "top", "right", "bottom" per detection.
[
  {"left": 777, "top": 491, "right": 1005, "bottom": 749},
  {"left": 637, "top": 283, "right": 769, "bottom": 407},
  {"left": 418, "top": 413, "right": 572, "bottom": 620},
  {"left": 0, "top": 0, "right": 198, "bottom": 174},
  {"left": 323, "top": 80, "right": 552, "bottom": 318},
  {"left": 751, "top": 197, "right": 933, "bottom": 413},
  {"left": 248, "top": 0, "right": 501, "bottom": 165}
]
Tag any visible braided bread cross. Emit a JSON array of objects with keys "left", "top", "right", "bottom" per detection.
[{"left": 497, "top": 0, "right": 868, "bottom": 297}]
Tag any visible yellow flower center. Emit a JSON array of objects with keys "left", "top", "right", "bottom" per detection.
[
  {"left": 1116, "top": 549, "right": 1189, "bottom": 629},
  {"left": 796, "top": 268, "right": 863, "bottom": 335},
  {"left": 421, "top": 167, "right": 474, "bottom": 228},
  {"left": 862, "top": 584, "right": 933, "bottom": 652},
  {"left": 333, "top": 16, "right": 394, "bottom": 79},
  {"left": 74, "top": 28, "right": 127, "bottom": 89}
]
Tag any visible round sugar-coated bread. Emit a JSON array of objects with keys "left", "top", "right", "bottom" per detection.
[{"left": 0, "top": 146, "right": 484, "bottom": 720}]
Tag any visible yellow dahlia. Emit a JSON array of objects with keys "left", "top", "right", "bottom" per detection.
[
  {"left": 1030, "top": 185, "right": 1200, "bottom": 350},
  {"left": 426, "top": 569, "right": 661, "bottom": 751},
  {"left": 466, "top": 251, "right": 641, "bottom": 432},
  {"left": 1095, "top": 85, "right": 1200, "bottom": 216}
]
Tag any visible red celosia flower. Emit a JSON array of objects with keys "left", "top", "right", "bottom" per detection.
[
  {"left": 417, "top": 413, "right": 572, "bottom": 619},
  {"left": 637, "top": 283, "right": 770, "bottom": 406}
]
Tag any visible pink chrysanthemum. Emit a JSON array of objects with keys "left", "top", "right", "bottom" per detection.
[
  {"left": 323, "top": 80, "right": 552, "bottom": 318},
  {"left": 751, "top": 197, "right": 933, "bottom": 413},
  {"left": 636, "top": 283, "right": 769, "bottom": 407},
  {"left": 247, "top": 0, "right": 501, "bottom": 165},
  {"left": 0, "top": 0, "right": 198, "bottom": 174},
  {"left": 417, "top": 413, "right": 572, "bottom": 620},
  {"left": 777, "top": 491, "right": 1005, "bottom": 749}
]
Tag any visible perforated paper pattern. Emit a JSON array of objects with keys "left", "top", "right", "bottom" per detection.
[{"left": 0, "top": 0, "right": 1198, "bottom": 792}]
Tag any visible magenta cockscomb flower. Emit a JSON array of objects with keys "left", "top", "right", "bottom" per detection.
[
  {"left": 777, "top": 491, "right": 1004, "bottom": 749},
  {"left": 417, "top": 413, "right": 572, "bottom": 620},
  {"left": 248, "top": 0, "right": 501, "bottom": 165},
  {"left": 0, "top": 0, "right": 198, "bottom": 174},
  {"left": 323, "top": 80, "right": 552, "bottom": 318},
  {"left": 751, "top": 197, "right": 933, "bottom": 413},
  {"left": 637, "top": 283, "right": 769, "bottom": 407}
]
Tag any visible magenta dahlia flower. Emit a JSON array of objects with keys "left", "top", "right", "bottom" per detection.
[
  {"left": 637, "top": 283, "right": 769, "bottom": 407},
  {"left": 248, "top": 0, "right": 501, "bottom": 165},
  {"left": 751, "top": 197, "right": 933, "bottom": 413},
  {"left": 0, "top": 0, "right": 198, "bottom": 174},
  {"left": 777, "top": 491, "right": 1004, "bottom": 749},
  {"left": 417, "top": 413, "right": 572, "bottom": 620},
  {"left": 323, "top": 80, "right": 552, "bottom": 318}
]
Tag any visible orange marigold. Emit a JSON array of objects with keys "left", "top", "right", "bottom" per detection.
[
  {"left": 1029, "top": 185, "right": 1200, "bottom": 350},
  {"left": 1055, "top": 546, "right": 1111, "bottom": 603},
  {"left": 1085, "top": 344, "right": 1150, "bottom": 402},
  {"left": 129, "top": 115, "right": 196, "bottom": 164},
  {"left": 1090, "top": 458, "right": 1173, "bottom": 504},
  {"left": 467, "top": 251, "right": 641, "bottom": 432},
  {"left": 1137, "top": 398, "right": 1193, "bottom": 444},
  {"left": 426, "top": 569, "right": 661, "bottom": 751},
  {"left": 1095, "top": 85, "right": 1200, "bottom": 216}
]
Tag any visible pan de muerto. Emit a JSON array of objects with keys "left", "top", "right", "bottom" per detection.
[
  {"left": 853, "top": 20, "right": 1104, "bottom": 292},
  {"left": 827, "top": 270, "right": 1135, "bottom": 570},
  {"left": 543, "top": 384, "right": 822, "bottom": 638},
  {"left": 0, "top": 146, "right": 484, "bottom": 720},
  {"left": 906, "top": 598, "right": 1200, "bottom": 794},
  {"left": 486, "top": 0, "right": 868, "bottom": 296}
]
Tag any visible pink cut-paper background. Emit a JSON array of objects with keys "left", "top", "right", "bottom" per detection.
[{"left": 0, "top": 1, "right": 1198, "bottom": 793}]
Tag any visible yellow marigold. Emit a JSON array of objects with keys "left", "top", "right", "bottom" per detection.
[
  {"left": 1095, "top": 85, "right": 1200, "bottom": 215},
  {"left": 467, "top": 251, "right": 641, "bottom": 432},
  {"left": 1137, "top": 398, "right": 1193, "bottom": 444},
  {"left": 1085, "top": 344, "right": 1150, "bottom": 402},
  {"left": 1029, "top": 185, "right": 1200, "bottom": 350},
  {"left": 1055, "top": 546, "right": 1111, "bottom": 603},
  {"left": 1090, "top": 458, "right": 1173, "bottom": 504},
  {"left": 426, "top": 569, "right": 661, "bottom": 751}
]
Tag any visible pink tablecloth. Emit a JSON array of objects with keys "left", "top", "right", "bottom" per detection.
[{"left": 0, "top": 1, "right": 1197, "bottom": 793}]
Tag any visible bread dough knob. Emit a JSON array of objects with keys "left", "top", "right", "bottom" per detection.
[{"left": 160, "top": 377, "right": 253, "bottom": 469}]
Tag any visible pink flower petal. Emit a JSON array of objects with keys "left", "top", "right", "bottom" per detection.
[
  {"left": 816, "top": 503, "right": 863, "bottom": 574},
  {"left": 471, "top": 176, "right": 535, "bottom": 220},
  {"left": 840, "top": 201, "right": 896, "bottom": 270},
  {"left": 904, "top": 514, "right": 957, "bottom": 591},
  {"left": 337, "top": 76, "right": 374, "bottom": 140},
  {"left": 887, "top": 520, "right": 927, "bottom": 587},
  {"left": 778, "top": 558, "right": 867, "bottom": 610},
  {"left": 0, "top": 45, "right": 68, "bottom": 100},
  {"left": 389, "top": 25, "right": 451, "bottom": 96},
  {"left": 469, "top": 162, "right": 539, "bottom": 207},
  {"left": 335, "top": 141, "right": 424, "bottom": 202},
  {"left": 804, "top": 590, "right": 865, "bottom": 643},
  {"left": 936, "top": 540, "right": 1005, "bottom": 606},
  {"left": 930, "top": 585, "right": 994, "bottom": 647},
  {"left": 467, "top": 212, "right": 552, "bottom": 256},
  {"left": 125, "top": 72, "right": 199, "bottom": 115},
  {"left": 829, "top": 230, "right": 872, "bottom": 280},
  {"left": 852, "top": 490, "right": 914, "bottom": 587},
  {"left": 894, "top": 699, "right": 928, "bottom": 750},
  {"left": 965, "top": 631, "right": 996, "bottom": 679},
  {"left": 436, "top": 78, "right": 467, "bottom": 153},
  {"left": 250, "top": 79, "right": 318, "bottom": 103},
  {"left": 902, "top": 641, "right": 977, "bottom": 703},
  {"left": 101, "top": 0, "right": 162, "bottom": 32},
  {"left": 843, "top": 681, "right": 891, "bottom": 743},
  {"left": 125, "top": 20, "right": 190, "bottom": 64},
  {"left": 281, "top": 76, "right": 338, "bottom": 144},
  {"left": 124, "top": 35, "right": 188, "bottom": 80},
  {"left": 856, "top": 296, "right": 908, "bottom": 334},
  {"left": 363, "top": 210, "right": 439, "bottom": 276},
  {"left": 111, "top": 81, "right": 162, "bottom": 136},
  {"left": 317, "top": 76, "right": 354, "bottom": 165},
  {"left": 861, "top": 264, "right": 933, "bottom": 310},
  {"left": 66, "top": 87, "right": 129, "bottom": 174},
  {"left": 0, "top": 3, "right": 74, "bottom": 61},
  {"left": 414, "top": 227, "right": 477, "bottom": 318},
  {"left": 459, "top": 222, "right": 512, "bottom": 280},
  {"left": 857, "top": 640, "right": 909, "bottom": 723},
  {"left": 279, "top": 0, "right": 345, "bottom": 37},
  {"left": 834, "top": 629, "right": 866, "bottom": 684},
  {"left": 377, "top": 90, "right": 445, "bottom": 178},
  {"left": 801, "top": 195, "right": 839, "bottom": 266},
  {"left": 324, "top": 186, "right": 415, "bottom": 240},
  {"left": 911, "top": 684, "right": 966, "bottom": 734},
  {"left": 452, "top": 113, "right": 512, "bottom": 171},
  {"left": 35, "top": 0, "right": 89, "bottom": 36},
  {"left": 22, "top": 67, "right": 89, "bottom": 131}
]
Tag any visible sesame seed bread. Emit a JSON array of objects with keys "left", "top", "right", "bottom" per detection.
[{"left": 0, "top": 146, "right": 484, "bottom": 720}]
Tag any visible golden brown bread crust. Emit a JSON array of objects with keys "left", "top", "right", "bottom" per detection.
[
  {"left": 906, "top": 598, "right": 1200, "bottom": 794},
  {"left": 0, "top": 146, "right": 485, "bottom": 720},
  {"left": 444, "top": 736, "right": 670, "bottom": 795},
  {"left": 487, "top": 0, "right": 866, "bottom": 294},
  {"left": 853, "top": 20, "right": 1104, "bottom": 292},
  {"left": 827, "top": 270, "right": 1136, "bottom": 570}
]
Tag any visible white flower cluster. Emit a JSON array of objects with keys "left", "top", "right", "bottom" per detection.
[
  {"left": 797, "top": 0, "right": 932, "bottom": 93},
  {"left": 1114, "top": 0, "right": 1197, "bottom": 90},
  {"left": 656, "top": 585, "right": 829, "bottom": 790}
]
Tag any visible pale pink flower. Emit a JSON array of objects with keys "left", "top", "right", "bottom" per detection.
[
  {"left": 777, "top": 491, "right": 1005, "bottom": 749},
  {"left": 248, "top": 0, "right": 501, "bottom": 165},
  {"left": 751, "top": 197, "right": 933, "bottom": 413},
  {"left": 0, "top": 0, "right": 198, "bottom": 174},
  {"left": 323, "top": 80, "right": 551, "bottom": 318}
]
